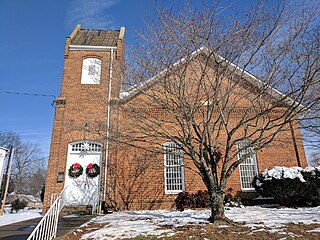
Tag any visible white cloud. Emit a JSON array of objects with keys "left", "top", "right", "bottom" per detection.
[{"left": 66, "top": 0, "right": 120, "bottom": 29}]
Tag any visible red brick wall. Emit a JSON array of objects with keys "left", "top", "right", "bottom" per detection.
[
  {"left": 43, "top": 37, "right": 124, "bottom": 212},
  {"left": 113, "top": 105, "right": 307, "bottom": 210}
]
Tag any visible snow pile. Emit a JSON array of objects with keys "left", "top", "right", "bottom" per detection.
[
  {"left": 261, "top": 166, "right": 305, "bottom": 182},
  {"left": 260, "top": 166, "right": 320, "bottom": 183},
  {"left": 80, "top": 206, "right": 320, "bottom": 239},
  {"left": 0, "top": 207, "right": 42, "bottom": 226},
  {"left": 303, "top": 166, "right": 320, "bottom": 173}
]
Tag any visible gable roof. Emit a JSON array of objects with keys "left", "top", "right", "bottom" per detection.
[{"left": 119, "top": 47, "right": 304, "bottom": 111}]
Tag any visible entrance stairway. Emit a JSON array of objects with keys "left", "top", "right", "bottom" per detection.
[
  {"left": 27, "top": 187, "right": 101, "bottom": 240},
  {"left": 60, "top": 205, "right": 94, "bottom": 216}
]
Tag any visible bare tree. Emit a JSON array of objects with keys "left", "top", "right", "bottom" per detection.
[
  {"left": 28, "top": 164, "right": 47, "bottom": 197},
  {"left": 0, "top": 131, "right": 46, "bottom": 196},
  {"left": 120, "top": 0, "right": 319, "bottom": 222},
  {"left": 308, "top": 152, "right": 320, "bottom": 167},
  {"left": 0, "top": 131, "right": 21, "bottom": 149}
]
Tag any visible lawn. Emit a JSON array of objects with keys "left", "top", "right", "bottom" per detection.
[{"left": 58, "top": 206, "right": 320, "bottom": 240}]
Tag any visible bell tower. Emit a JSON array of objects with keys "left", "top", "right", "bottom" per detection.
[{"left": 43, "top": 24, "right": 125, "bottom": 213}]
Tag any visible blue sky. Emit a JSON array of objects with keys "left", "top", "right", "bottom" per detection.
[
  {"left": 0, "top": 0, "right": 157, "bottom": 156},
  {"left": 0, "top": 0, "right": 316, "bottom": 158}
]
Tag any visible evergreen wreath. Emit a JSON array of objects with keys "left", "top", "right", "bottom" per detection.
[
  {"left": 68, "top": 163, "right": 83, "bottom": 178},
  {"left": 86, "top": 163, "right": 100, "bottom": 178}
]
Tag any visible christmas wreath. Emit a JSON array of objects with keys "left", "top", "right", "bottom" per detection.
[
  {"left": 86, "top": 163, "right": 100, "bottom": 178},
  {"left": 68, "top": 163, "right": 83, "bottom": 178}
]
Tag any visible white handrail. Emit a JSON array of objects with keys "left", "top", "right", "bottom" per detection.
[{"left": 27, "top": 188, "right": 66, "bottom": 240}]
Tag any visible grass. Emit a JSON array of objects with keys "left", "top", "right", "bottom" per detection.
[
  {"left": 59, "top": 221, "right": 320, "bottom": 240},
  {"left": 132, "top": 222, "right": 320, "bottom": 240}
]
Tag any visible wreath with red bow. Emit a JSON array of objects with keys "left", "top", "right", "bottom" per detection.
[
  {"left": 68, "top": 163, "right": 83, "bottom": 178},
  {"left": 86, "top": 163, "right": 100, "bottom": 178}
]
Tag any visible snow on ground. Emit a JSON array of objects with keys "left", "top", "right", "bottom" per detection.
[
  {"left": 80, "top": 206, "right": 320, "bottom": 240},
  {"left": 0, "top": 207, "right": 42, "bottom": 227},
  {"left": 226, "top": 206, "right": 320, "bottom": 235}
]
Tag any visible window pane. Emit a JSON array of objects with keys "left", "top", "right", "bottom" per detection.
[
  {"left": 164, "top": 142, "right": 184, "bottom": 193},
  {"left": 81, "top": 58, "right": 101, "bottom": 84},
  {"left": 237, "top": 141, "right": 258, "bottom": 190}
]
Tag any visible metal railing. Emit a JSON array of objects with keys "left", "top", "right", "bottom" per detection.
[
  {"left": 27, "top": 188, "right": 66, "bottom": 240},
  {"left": 91, "top": 189, "right": 100, "bottom": 215}
]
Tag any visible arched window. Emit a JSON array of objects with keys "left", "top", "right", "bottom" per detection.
[
  {"left": 81, "top": 58, "right": 101, "bottom": 84},
  {"left": 70, "top": 141, "right": 102, "bottom": 153},
  {"left": 237, "top": 140, "right": 258, "bottom": 190},
  {"left": 164, "top": 142, "right": 185, "bottom": 194}
]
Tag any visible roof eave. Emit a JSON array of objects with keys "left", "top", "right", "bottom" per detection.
[
  {"left": 119, "top": 46, "right": 307, "bottom": 112},
  {"left": 69, "top": 45, "right": 118, "bottom": 51}
]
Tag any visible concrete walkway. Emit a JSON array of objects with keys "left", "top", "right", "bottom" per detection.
[
  {"left": 55, "top": 215, "right": 95, "bottom": 238},
  {"left": 0, "top": 217, "right": 41, "bottom": 240},
  {"left": 0, "top": 215, "right": 95, "bottom": 240}
]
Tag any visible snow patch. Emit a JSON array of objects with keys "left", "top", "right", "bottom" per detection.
[
  {"left": 0, "top": 207, "right": 42, "bottom": 226},
  {"left": 217, "top": 224, "right": 229, "bottom": 228},
  {"left": 63, "top": 214, "right": 80, "bottom": 218},
  {"left": 80, "top": 206, "right": 320, "bottom": 239},
  {"left": 307, "top": 227, "right": 320, "bottom": 232}
]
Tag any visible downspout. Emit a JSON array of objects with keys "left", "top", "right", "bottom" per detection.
[
  {"left": 290, "top": 122, "right": 301, "bottom": 167},
  {"left": 104, "top": 48, "right": 114, "bottom": 202}
]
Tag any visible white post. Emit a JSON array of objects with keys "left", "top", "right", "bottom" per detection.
[
  {"left": 0, "top": 146, "right": 14, "bottom": 215},
  {"left": 104, "top": 48, "right": 114, "bottom": 202}
]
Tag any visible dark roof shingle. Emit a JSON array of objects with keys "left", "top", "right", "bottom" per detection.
[{"left": 71, "top": 29, "right": 120, "bottom": 47}]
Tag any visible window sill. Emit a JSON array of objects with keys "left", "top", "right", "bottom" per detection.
[
  {"left": 241, "top": 189, "right": 256, "bottom": 192},
  {"left": 165, "top": 191, "right": 183, "bottom": 195}
]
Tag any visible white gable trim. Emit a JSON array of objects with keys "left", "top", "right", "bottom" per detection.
[{"left": 120, "top": 47, "right": 305, "bottom": 111}]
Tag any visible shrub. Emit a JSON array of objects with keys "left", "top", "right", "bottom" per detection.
[
  {"left": 11, "top": 198, "right": 28, "bottom": 212},
  {"left": 175, "top": 189, "right": 241, "bottom": 211},
  {"left": 224, "top": 188, "right": 242, "bottom": 207},
  {"left": 253, "top": 166, "right": 320, "bottom": 206},
  {"left": 175, "top": 191, "right": 193, "bottom": 211}
]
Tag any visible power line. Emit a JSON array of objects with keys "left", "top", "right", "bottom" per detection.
[
  {"left": 1, "top": 91, "right": 56, "bottom": 98},
  {"left": 0, "top": 91, "right": 57, "bottom": 107}
]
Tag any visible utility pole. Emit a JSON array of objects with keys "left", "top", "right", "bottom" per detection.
[{"left": 0, "top": 146, "right": 14, "bottom": 215}]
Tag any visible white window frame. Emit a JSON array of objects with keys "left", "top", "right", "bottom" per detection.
[
  {"left": 164, "top": 142, "right": 185, "bottom": 194},
  {"left": 81, "top": 58, "right": 101, "bottom": 84},
  {"left": 237, "top": 140, "right": 258, "bottom": 191}
]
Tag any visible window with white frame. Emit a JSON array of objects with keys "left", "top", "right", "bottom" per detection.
[
  {"left": 237, "top": 140, "right": 258, "bottom": 190},
  {"left": 81, "top": 58, "right": 101, "bottom": 84},
  {"left": 70, "top": 141, "right": 102, "bottom": 153},
  {"left": 164, "top": 142, "right": 185, "bottom": 194}
]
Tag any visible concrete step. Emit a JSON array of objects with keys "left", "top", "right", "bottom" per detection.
[{"left": 60, "top": 205, "right": 93, "bottom": 216}]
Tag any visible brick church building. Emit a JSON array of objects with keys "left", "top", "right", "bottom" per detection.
[{"left": 43, "top": 25, "right": 307, "bottom": 213}]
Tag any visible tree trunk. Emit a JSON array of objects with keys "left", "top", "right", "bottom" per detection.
[{"left": 209, "top": 191, "right": 227, "bottom": 222}]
